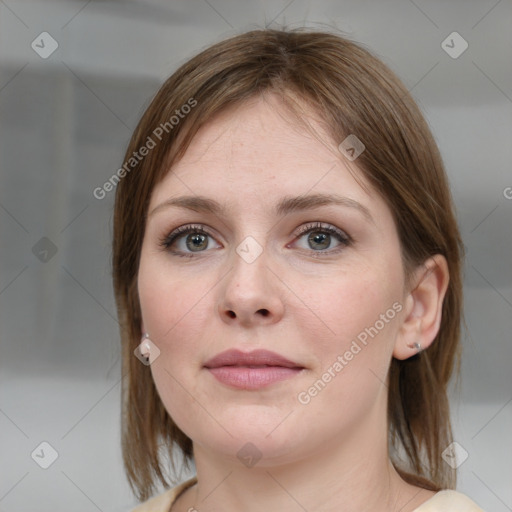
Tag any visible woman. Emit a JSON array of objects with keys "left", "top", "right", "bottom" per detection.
[{"left": 113, "top": 28, "right": 484, "bottom": 511}]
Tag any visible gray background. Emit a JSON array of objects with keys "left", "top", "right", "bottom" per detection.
[{"left": 1, "top": 0, "right": 511, "bottom": 511}]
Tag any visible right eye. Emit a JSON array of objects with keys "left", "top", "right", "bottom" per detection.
[{"left": 159, "top": 224, "right": 222, "bottom": 258}]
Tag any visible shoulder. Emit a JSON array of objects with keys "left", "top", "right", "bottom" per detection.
[
  {"left": 414, "top": 490, "right": 485, "bottom": 511},
  {"left": 130, "top": 477, "right": 198, "bottom": 512}
]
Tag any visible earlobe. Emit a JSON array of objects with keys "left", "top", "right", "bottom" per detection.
[{"left": 393, "top": 254, "right": 450, "bottom": 360}]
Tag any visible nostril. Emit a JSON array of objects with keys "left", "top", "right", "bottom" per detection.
[
  {"left": 227, "top": 310, "right": 236, "bottom": 318},
  {"left": 258, "top": 309, "right": 269, "bottom": 316}
]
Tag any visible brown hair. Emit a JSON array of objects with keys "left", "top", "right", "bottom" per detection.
[{"left": 112, "top": 28, "right": 464, "bottom": 501}]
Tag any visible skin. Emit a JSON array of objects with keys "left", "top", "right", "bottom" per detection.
[{"left": 137, "top": 93, "right": 449, "bottom": 512}]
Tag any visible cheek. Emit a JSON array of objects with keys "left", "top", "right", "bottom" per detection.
[
  {"left": 304, "top": 266, "right": 399, "bottom": 344},
  {"left": 137, "top": 254, "right": 217, "bottom": 404},
  {"left": 138, "top": 255, "right": 212, "bottom": 345},
  {"left": 299, "top": 264, "right": 402, "bottom": 400},
  {"left": 293, "top": 274, "right": 401, "bottom": 431},
  {"left": 137, "top": 258, "right": 210, "bottom": 433}
]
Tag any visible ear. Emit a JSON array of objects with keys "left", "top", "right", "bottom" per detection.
[{"left": 393, "top": 254, "right": 450, "bottom": 360}]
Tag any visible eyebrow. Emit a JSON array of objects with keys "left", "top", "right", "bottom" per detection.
[{"left": 149, "top": 193, "right": 374, "bottom": 224}]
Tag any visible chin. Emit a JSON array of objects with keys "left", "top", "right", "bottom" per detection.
[
  {"left": 197, "top": 431, "right": 310, "bottom": 468},
  {"left": 184, "top": 408, "right": 312, "bottom": 464}
]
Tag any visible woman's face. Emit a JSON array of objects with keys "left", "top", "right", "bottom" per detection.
[{"left": 138, "top": 94, "right": 408, "bottom": 466}]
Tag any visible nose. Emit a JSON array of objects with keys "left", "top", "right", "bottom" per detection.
[{"left": 218, "top": 243, "right": 285, "bottom": 327}]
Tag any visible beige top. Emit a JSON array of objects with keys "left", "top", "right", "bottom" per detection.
[{"left": 131, "top": 477, "right": 485, "bottom": 512}]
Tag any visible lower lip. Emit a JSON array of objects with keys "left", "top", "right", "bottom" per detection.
[{"left": 206, "top": 366, "right": 303, "bottom": 390}]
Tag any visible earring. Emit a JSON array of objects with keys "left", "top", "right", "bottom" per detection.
[
  {"left": 135, "top": 333, "right": 161, "bottom": 365},
  {"left": 411, "top": 341, "right": 422, "bottom": 352},
  {"left": 140, "top": 333, "right": 151, "bottom": 362}
]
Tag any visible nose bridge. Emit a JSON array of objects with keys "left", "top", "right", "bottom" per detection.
[
  {"left": 229, "top": 234, "right": 270, "bottom": 293},
  {"left": 235, "top": 234, "right": 266, "bottom": 266}
]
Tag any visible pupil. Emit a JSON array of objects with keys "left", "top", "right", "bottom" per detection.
[
  {"left": 187, "top": 233, "right": 207, "bottom": 251},
  {"left": 309, "top": 232, "right": 329, "bottom": 250}
]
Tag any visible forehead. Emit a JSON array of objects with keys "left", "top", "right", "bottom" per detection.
[
  {"left": 149, "top": 94, "right": 380, "bottom": 215},
  {"left": 174, "top": 95, "right": 336, "bottom": 170}
]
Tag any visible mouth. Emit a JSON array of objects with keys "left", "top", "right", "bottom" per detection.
[{"left": 203, "top": 349, "right": 305, "bottom": 390}]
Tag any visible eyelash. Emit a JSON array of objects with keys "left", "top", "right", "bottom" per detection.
[{"left": 159, "top": 222, "right": 352, "bottom": 259}]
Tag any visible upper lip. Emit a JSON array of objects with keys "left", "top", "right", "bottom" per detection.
[{"left": 204, "top": 349, "right": 303, "bottom": 369}]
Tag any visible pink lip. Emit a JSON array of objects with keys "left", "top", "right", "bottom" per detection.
[{"left": 204, "top": 349, "right": 304, "bottom": 390}]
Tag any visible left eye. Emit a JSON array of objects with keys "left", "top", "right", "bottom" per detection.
[{"left": 291, "top": 222, "right": 351, "bottom": 253}]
